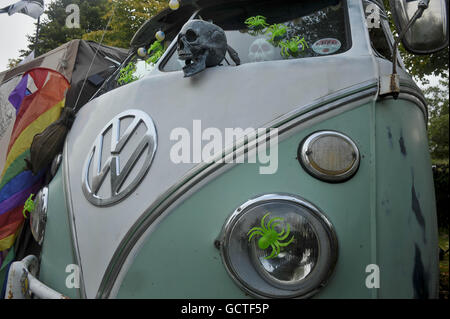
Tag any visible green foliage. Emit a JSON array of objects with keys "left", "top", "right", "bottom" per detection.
[
  {"left": 83, "top": 0, "right": 167, "bottom": 49},
  {"left": 425, "top": 77, "right": 449, "bottom": 160},
  {"left": 433, "top": 163, "right": 449, "bottom": 229},
  {"left": 22, "top": 0, "right": 112, "bottom": 57},
  {"left": 7, "top": 58, "right": 22, "bottom": 69},
  {"left": 16, "top": 0, "right": 167, "bottom": 60}
]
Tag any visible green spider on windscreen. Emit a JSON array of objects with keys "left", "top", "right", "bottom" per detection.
[
  {"left": 266, "top": 23, "right": 288, "bottom": 43},
  {"left": 248, "top": 213, "right": 295, "bottom": 259},
  {"left": 146, "top": 40, "right": 165, "bottom": 65},
  {"left": 117, "top": 61, "right": 139, "bottom": 85},
  {"left": 244, "top": 15, "right": 269, "bottom": 30},
  {"left": 280, "top": 36, "right": 309, "bottom": 58}
]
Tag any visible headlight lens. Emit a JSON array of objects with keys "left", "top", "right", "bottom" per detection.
[
  {"left": 299, "top": 131, "right": 360, "bottom": 182},
  {"left": 30, "top": 187, "right": 48, "bottom": 245},
  {"left": 219, "top": 194, "right": 338, "bottom": 298}
]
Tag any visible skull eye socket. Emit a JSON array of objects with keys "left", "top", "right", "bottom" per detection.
[
  {"left": 185, "top": 29, "right": 198, "bottom": 42},
  {"left": 262, "top": 43, "right": 271, "bottom": 51},
  {"left": 250, "top": 45, "right": 258, "bottom": 53}
]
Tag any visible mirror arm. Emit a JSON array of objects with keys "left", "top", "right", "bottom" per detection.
[{"left": 383, "top": 0, "right": 430, "bottom": 98}]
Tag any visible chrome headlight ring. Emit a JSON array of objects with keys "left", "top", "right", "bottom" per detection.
[
  {"left": 219, "top": 194, "right": 338, "bottom": 299},
  {"left": 298, "top": 131, "right": 360, "bottom": 183}
]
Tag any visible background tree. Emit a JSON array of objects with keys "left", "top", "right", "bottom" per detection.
[
  {"left": 21, "top": 0, "right": 112, "bottom": 57},
  {"left": 7, "top": 58, "right": 22, "bottom": 69},
  {"left": 425, "top": 77, "right": 449, "bottom": 161},
  {"left": 82, "top": 0, "right": 167, "bottom": 48}
]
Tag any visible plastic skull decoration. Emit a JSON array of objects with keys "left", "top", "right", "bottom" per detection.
[
  {"left": 177, "top": 20, "right": 227, "bottom": 77},
  {"left": 248, "top": 38, "right": 275, "bottom": 63}
]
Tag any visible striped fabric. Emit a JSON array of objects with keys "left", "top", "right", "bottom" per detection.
[{"left": 0, "top": 68, "right": 69, "bottom": 252}]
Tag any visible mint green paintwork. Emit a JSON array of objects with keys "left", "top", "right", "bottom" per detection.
[
  {"left": 38, "top": 164, "right": 80, "bottom": 299},
  {"left": 117, "top": 99, "right": 438, "bottom": 299},
  {"left": 375, "top": 99, "right": 438, "bottom": 298},
  {"left": 118, "top": 102, "right": 374, "bottom": 298}
]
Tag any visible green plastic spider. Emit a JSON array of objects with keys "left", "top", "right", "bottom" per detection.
[
  {"left": 279, "top": 36, "right": 309, "bottom": 58},
  {"left": 266, "top": 24, "right": 287, "bottom": 43},
  {"left": 244, "top": 15, "right": 269, "bottom": 30},
  {"left": 23, "top": 194, "right": 35, "bottom": 218},
  {"left": 146, "top": 40, "right": 165, "bottom": 65},
  {"left": 117, "top": 61, "right": 139, "bottom": 85},
  {"left": 248, "top": 213, "right": 295, "bottom": 259}
]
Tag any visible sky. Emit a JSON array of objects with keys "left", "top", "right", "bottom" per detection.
[{"left": 0, "top": 0, "right": 53, "bottom": 72}]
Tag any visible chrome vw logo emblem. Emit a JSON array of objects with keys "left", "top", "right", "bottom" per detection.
[{"left": 82, "top": 110, "right": 157, "bottom": 206}]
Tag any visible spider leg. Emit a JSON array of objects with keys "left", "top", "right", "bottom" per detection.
[
  {"left": 267, "top": 217, "right": 283, "bottom": 229},
  {"left": 278, "top": 235, "right": 295, "bottom": 247},
  {"left": 279, "top": 223, "right": 291, "bottom": 240},
  {"left": 273, "top": 242, "right": 281, "bottom": 255},
  {"left": 248, "top": 226, "right": 264, "bottom": 235},
  {"left": 260, "top": 213, "right": 270, "bottom": 231},
  {"left": 248, "top": 231, "right": 264, "bottom": 242},
  {"left": 265, "top": 245, "right": 277, "bottom": 259}
]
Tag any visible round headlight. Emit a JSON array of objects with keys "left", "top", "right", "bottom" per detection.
[
  {"left": 30, "top": 187, "right": 48, "bottom": 245},
  {"left": 219, "top": 194, "right": 338, "bottom": 298},
  {"left": 299, "top": 131, "right": 360, "bottom": 182}
]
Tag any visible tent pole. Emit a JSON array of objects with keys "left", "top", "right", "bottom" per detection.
[{"left": 34, "top": 16, "right": 41, "bottom": 57}]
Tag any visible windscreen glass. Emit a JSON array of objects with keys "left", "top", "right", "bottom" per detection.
[{"left": 163, "top": 0, "right": 350, "bottom": 71}]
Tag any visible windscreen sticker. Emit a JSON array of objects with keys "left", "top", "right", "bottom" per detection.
[{"left": 311, "top": 38, "right": 341, "bottom": 55}]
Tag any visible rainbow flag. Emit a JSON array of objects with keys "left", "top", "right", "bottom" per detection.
[{"left": 0, "top": 68, "right": 69, "bottom": 252}]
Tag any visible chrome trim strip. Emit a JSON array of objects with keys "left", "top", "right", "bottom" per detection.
[
  {"left": 63, "top": 141, "right": 87, "bottom": 299},
  {"left": 97, "top": 81, "right": 378, "bottom": 298}
]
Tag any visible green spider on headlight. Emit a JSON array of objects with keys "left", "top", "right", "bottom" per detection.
[{"left": 248, "top": 213, "right": 295, "bottom": 259}]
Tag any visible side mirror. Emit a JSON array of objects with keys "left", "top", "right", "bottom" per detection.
[{"left": 390, "top": 0, "right": 449, "bottom": 54}]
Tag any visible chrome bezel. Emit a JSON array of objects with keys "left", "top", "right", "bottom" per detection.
[
  {"left": 50, "top": 153, "right": 63, "bottom": 177},
  {"left": 299, "top": 131, "right": 360, "bottom": 183},
  {"left": 82, "top": 109, "right": 158, "bottom": 207},
  {"left": 219, "top": 193, "right": 338, "bottom": 299},
  {"left": 30, "top": 186, "right": 49, "bottom": 245}
]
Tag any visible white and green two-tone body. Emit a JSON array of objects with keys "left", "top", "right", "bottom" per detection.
[{"left": 11, "top": 0, "right": 443, "bottom": 299}]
